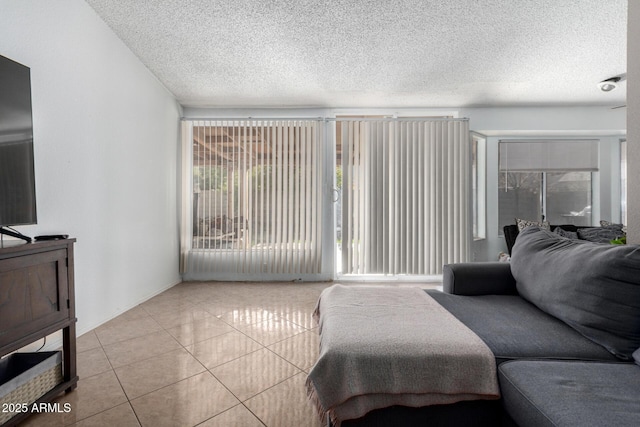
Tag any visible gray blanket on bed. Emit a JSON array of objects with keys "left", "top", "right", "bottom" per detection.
[{"left": 306, "top": 285, "right": 500, "bottom": 426}]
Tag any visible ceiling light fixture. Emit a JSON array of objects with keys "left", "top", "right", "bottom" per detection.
[{"left": 598, "top": 76, "right": 622, "bottom": 92}]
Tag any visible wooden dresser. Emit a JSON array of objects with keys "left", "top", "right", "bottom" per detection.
[{"left": 0, "top": 239, "right": 78, "bottom": 426}]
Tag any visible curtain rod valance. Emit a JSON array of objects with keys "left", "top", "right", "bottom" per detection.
[
  {"left": 328, "top": 117, "right": 468, "bottom": 122},
  {"left": 499, "top": 139, "right": 599, "bottom": 144},
  {"left": 182, "top": 117, "right": 324, "bottom": 122},
  {"left": 182, "top": 117, "right": 469, "bottom": 123}
]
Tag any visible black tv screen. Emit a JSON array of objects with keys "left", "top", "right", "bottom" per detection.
[{"left": 0, "top": 54, "right": 37, "bottom": 227}]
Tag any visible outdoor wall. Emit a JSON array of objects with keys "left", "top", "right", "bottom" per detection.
[{"left": 0, "top": 0, "right": 182, "bottom": 336}]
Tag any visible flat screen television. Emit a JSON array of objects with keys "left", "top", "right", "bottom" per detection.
[{"left": 0, "top": 54, "right": 37, "bottom": 242}]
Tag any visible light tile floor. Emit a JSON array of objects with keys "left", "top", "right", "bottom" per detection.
[{"left": 21, "top": 281, "right": 333, "bottom": 427}]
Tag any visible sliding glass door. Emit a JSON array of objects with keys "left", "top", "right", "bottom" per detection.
[
  {"left": 181, "top": 117, "right": 473, "bottom": 280},
  {"left": 337, "top": 118, "right": 471, "bottom": 276},
  {"left": 180, "top": 120, "right": 326, "bottom": 280}
]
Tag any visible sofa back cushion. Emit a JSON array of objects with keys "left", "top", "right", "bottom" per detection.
[
  {"left": 511, "top": 227, "right": 640, "bottom": 360},
  {"left": 577, "top": 226, "right": 625, "bottom": 243}
]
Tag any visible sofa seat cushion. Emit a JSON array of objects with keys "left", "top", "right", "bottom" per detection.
[
  {"left": 426, "top": 291, "right": 617, "bottom": 365},
  {"left": 498, "top": 360, "right": 640, "bottom": 427},
  {"left": 511, "top": 227, "right": 640, "bottom": 360}
]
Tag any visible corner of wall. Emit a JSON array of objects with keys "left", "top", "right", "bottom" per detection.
[{"left": 627, "top": 0, "right": 640, "bottom": 243}]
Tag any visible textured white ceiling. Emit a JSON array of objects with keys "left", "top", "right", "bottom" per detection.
[{"left": 85, "top": 0, "right": 627, "bottom": 108}]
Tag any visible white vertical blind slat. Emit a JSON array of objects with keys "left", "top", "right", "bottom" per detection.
[
  {"left": 300, "top": 124, "right": 307, "bottom": 273},
  {"left": 417, "top": 122, "right": 424, "bottom": 274},
  {"left": 246, "top": 123, "right": 252, "bottom": 269},
  {"left": 274, "top": 123, "right": 282, "bottom": 272},
  {"left": 347, "top": 122, "right": 354, "bottom": 273},
  {"left": 430, "top": 121, "right": 437, "bottom": 273},
  {"left": 314, "top": 120, "right": 323, "bottom": 274}
]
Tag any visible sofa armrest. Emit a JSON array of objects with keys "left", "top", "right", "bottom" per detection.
[
  {"left": 442, "top": 262, "right": 517, "bottom": 295},
  {"left": 503, "top": 225, "right": 520, "bottom": 255}
]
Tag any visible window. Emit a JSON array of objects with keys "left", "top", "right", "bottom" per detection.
[
  {"left": 545, "top": 171, "right": 592, "bottom": 225},
  {"left": 499, "top": 172, "right": 592, "bottom": 230},
  {"left": 499, "top": 172, "right": 542, "bottom": 229},
  {"left": 498, "top": 140, "right": 598, "bottom": 232},
  {"left": 472, "top": 133, "right": 486, "bottom": 240}
]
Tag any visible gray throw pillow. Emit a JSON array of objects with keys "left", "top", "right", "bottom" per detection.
[
  {"left": 511, "top": 226, "right": 640, "bottom": 360},
  {"left": 516, "top": 217, "right": 550, "bottom": 232},
  {"left": 577, "top": 227, "right": 625, "bottom": 243},
  {"left": 600, "top": 220, "right": 623, "bottom": 229},
  {"left": 600, "top": 220, "right": 628, "bottom": 234},
  {"left": 634, "top": 348, "right": 640, "bottom": 366},
  {"left": 553, "top": 227, "right": 578, "bottom": 239}
]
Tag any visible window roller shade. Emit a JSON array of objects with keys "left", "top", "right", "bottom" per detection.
[{"left": 499, "top": 140, "right": 599, "bottom": 172}]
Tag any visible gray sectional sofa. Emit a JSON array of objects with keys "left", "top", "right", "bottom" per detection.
[
  {"left": 432, "top": 226, "right": 640, "bottom": 426},
  {"left": 340, "top": 226, "right": 640, "bottom": 426},
  {"left": 502, "top": 222, "right": 626, "bottom": 255}
]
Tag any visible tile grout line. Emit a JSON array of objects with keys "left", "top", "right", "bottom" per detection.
[
  {"left": 100, "top": 322, "right": 145, "bottom": 427},
  {"left": 140, "top": 299, "right": 271, "bottom": 425}
]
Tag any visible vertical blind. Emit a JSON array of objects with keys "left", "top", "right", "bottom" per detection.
[
  {"left": 339, "top": 119, "right": 471, "bottom": 276},
  {"left": 180, "top": 119, "right": 324, "bottom": 278}
]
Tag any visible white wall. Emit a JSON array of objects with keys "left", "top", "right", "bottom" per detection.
[
  {"left": 628, "top": 0, "right": 640, "bottom": 243},
  {"left": 460, "top": 106, "right": 626, "bottom": 134},
  {"left": 0, "top": 0, "right": 182, "bottom": 336}
]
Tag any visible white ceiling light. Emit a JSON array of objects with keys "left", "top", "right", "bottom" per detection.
[{"left": 598, "top": 76, "right": 622, "bottom": 92}]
